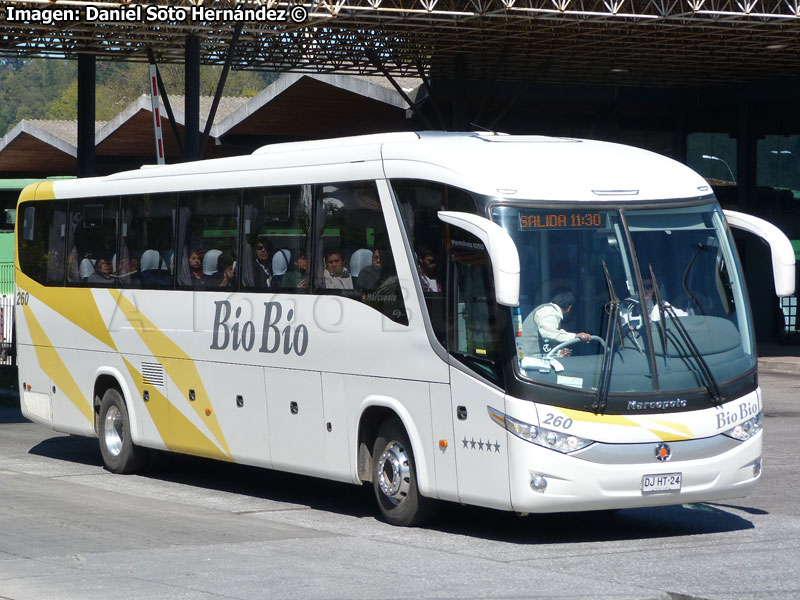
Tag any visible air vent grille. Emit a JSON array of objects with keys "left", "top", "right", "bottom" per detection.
[{"left": 141, "top": 362, "right": 165, "bottom": 387}]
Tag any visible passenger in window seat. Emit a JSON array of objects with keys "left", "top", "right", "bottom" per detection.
[{"left": 322, "top": 250, "right": 353, "bottom": 290}]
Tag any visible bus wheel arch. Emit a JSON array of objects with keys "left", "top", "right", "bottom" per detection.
[
  {"left": 92, "top": 368, "right": 139, "bottom": 440},
  {"left": 357, "top": 402, "right": 437, "bottom": 526},
  {"left": 356, "top": 401, "right": 432, "bottom": 491},
  {"left": 93, "top": 374, "right": 120, "bottom": 434},
  {"left": 357, "top": 405, "right": 397, "bottom": 483}
]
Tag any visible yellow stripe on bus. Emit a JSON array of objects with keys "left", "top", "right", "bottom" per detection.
[
  {"left": 18, "top": 182, "right": 40, "bottom": 203},
  {"left": 558, "top": 407, "right": 693, "bottom": 442},
  {"left": 109, "top": 290, "right": 231, "bottom": 458},
  {"left": 121, "top": 358, "right": 232, "bottom": 462},
  {"left": 35, "top": 180, "right": 55, "bottom": 201},
  {"left": 559, "top": 407, "right": 639, "bottom": 428},
  {"left": 646, "top": 429, "right": 693, "bottom": 442},
  {"left": 22, "top": 304, "right": 93, "bottom": 425},
  {"left": 16, "top": 272, "right": 117, "bottom": 351},
  {"left": 648, "top": 418, "right": 693, "bottom": 439}
]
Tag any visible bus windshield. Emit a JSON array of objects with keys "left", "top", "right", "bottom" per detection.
[{"left": 490, "top": 201, "right": 755, "bottom": 396}]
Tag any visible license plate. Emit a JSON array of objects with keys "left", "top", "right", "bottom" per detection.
[{"left": 641, "top": 472, "right": 682, "bottom": 495}]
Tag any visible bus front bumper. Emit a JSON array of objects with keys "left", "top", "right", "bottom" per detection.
[{"left": 507, "top": 431, "right": 762, "bottom": 513}]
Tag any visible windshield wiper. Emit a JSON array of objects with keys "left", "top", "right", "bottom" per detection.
[
  {"left": 648, "top": 265, "right": 669, "bottom": 367},
  {"left": 649, "top": 268, "right": 724, "bottom": 406},
  {"left": 682, "top": 243, "right": 707, "bottom": 315},
  {"left": 590, "top": 261, "right": 621, "bottom": 414}
]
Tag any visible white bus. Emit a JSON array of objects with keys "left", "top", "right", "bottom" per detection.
[{"left": 15, "top": 132, "right": 795, "bottom": 526}]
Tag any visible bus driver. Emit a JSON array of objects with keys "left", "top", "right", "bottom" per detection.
[{"left": 520, "top": 290, "right": 592, "bottom": 357}]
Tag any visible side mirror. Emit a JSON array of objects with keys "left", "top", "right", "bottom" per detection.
[
  {"left": 724, "top": 209, "right": 796, "bottom": 297},
  {"left": 437, "top": 211, "right": 520, "bottom": 306}
]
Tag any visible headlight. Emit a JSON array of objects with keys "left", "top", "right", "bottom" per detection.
[
  {"left": 488, "top": 406, "right": 593, "bottom": 453},
  {"left": 723, "top": 411, "right": 762, "bottom": 441}
]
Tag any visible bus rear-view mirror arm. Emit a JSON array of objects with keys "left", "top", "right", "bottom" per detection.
[
  {"left": 723, "top": 209, "right": 796, "bottom": 297},
  {"left": 437, "top": 211, "right": 521, "bottom": 307}
]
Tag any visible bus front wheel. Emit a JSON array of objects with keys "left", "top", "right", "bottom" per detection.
[
  {"left": 372, "top": 418, "right": 436, "bottom": 526},
  {"left": 98, "top": 388, "right": 146, "bottom": 474}
]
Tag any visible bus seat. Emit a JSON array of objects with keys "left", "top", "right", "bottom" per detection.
[
  {"left": 349, "top": 248, "right": 373, "bottom": 277},
  {"left": 79, "top": 258, "right": 95, "bottom": 282},
  {"left": 140, "top": 249, "right": 162, "bottom": 271},
  {"left": 203, "top": 249, "right": 222, "bottom": 276},
  {"left": 141, "top": 249, "right": 171, "bottom": 286},
  {"left": 272, "top": 249, "right": 291, "bottom": 276}
]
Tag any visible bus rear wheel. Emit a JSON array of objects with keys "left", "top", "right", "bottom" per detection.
[
  {"left": 98, "top": 388, "right": 146, "bottom": 474},
  {"left": 372, "top": 418, "right": 436, "bottom": 527}
]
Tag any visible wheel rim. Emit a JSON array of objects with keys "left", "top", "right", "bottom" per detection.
[
  {"left": 377, "top": 441, "right": 411, "bottom": 506},
  {"left": 103, "top": 405, "right": 124, "bottom": 457}
]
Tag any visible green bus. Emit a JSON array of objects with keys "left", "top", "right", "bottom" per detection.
[{"left": 0, "top": 178, "right": 27, "bottom": 294}]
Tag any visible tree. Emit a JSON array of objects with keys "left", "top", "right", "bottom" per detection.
[
  {"left": 2, "top": 59, "right": 278, "bottom": 136},
  {"left": 44, "top": 81, "right": 78, "bottom": 120},
  {"left": 0, "top": 59, "right": 76, "bottom": 133}
]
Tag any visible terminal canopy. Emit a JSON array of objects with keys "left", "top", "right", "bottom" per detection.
[{"left": 1, "top": 0, "right": 799, "bottom": 86}]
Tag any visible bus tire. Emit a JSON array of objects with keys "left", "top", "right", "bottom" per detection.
[
  {"left": 372, "top": 418, "right": 436, "bottom": 527},
  {"left": 98, "top": 388, "right": 146, "bottom": 474}
]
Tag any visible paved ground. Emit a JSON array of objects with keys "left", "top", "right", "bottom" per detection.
[
  {"left": 0, "top": 371, "right": 799, "bottom": 600},
  {"left": 757, "top": 342, "right": 800, "bottom": 374}
]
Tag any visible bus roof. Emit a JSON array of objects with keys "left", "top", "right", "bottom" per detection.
[
  {"left": 380, "top": 132, "right": 710, "bottom": 202},
  {"left": 49, "top": 132, "right": 710, "bottom": 203}
]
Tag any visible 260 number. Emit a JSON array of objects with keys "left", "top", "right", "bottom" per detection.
[
  {"left": 543, "top": 413, "right": 573, "bottom": 429},
  {"left": 16, "top": 292, "right": 29, "bottom": 306}
]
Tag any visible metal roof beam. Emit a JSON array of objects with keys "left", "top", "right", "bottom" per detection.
[
  {"left": 1, "top": 1, "right": 799, "bottom": 86},
  {"left": 198, "top": 22, "right": 243, "bottom": 157}
]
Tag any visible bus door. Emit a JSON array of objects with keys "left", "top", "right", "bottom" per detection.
[{"left": 446, "top": 232, "right": 512, "bottom": 510}]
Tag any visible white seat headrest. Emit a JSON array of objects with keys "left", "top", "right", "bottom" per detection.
[
  {"left": 140, "top": 249, "right": 161, "bottom": 271},
  {"left": 79, "top": 258, "right": 95, "bottom": 280},
  {"left": 272, "top": 249, "right": 291, "bottom": 276},
  {"left": 203, "top": 249, "right": 222, "bottom": 275},
  {"left": 349, "top": 248, "right": 373, "bottom": 277}
]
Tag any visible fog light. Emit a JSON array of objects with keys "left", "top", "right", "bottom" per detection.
[
  {"left": 530, "top": 474, "right": 548, "bottom": 493},
  {"left": 753, "top": 459, "right": 762, "bottom": 478}
]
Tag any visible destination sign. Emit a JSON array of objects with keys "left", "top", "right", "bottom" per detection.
[{"left": 518, "top": 211, "right": 606, "bottom": 230}]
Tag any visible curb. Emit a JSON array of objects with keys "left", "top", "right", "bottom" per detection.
[{"left": 758, "top": 358, "right": 800, "bottom": 375}]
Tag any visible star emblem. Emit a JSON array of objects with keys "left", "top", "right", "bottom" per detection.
[
  {"left": 470, "top": 438, "right": 476, "bottom": 449},
  {"left": 478, "top": 439, "right": 485, "bottom": 450},
  {"left": 462, "top": 437, "right": 469, "bottom": 448},
  {"left": 493, "top": 441, "right": 501, "bottom": 452}
]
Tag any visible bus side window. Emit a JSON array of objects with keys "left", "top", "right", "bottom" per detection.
[
  {"left": 392, "top": 179, "right": 480, "bottom": 345},
  {"left": 18, "top": 201, "right": 67, "bottom": 286},
  {"left": 120, "top": 193, "right": 176, "bottom": 289},
  {"left": 177, "top": 190, "right": 240, "bottom": 291},
  {"left": 313, "top": 181, "right": 407, "bottom": 324},
  {"left": 66, "top": 197, "right": 119, "bottom": 287},
  {"left": 241, "top": 185, "right": 309, "bottom": 293}
]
